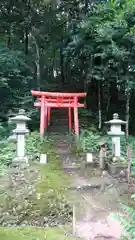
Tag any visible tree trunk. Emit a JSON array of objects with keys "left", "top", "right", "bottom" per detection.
[
  {"left": 125, "top": 91, "right": 130, "bottom": 145},
  {"left": 6, "top": 31, "right": 11, "bottom": 48},
  {"left": 35, "top": 43, "right": 40, "bottom": 90},
  {"left": 98, "top": 81, "right": 102, "bottom": 129},
  {"left": 25, "top": 28, "right": 29, "bottom": 55},
  {"left": 6, "top": 3, "right": 11, "bottom": 48},
  {"left": 84, "top": 0, "right": 89, "bottom": 13},
  {"left": 51, "top": 49, "right": 56, "bottom": 79},
  {"left": 60, "top": 40, "right": 65, "bottom": 83},
  {"left": 32, "top": 36, "right": 40, "bottom": 90}
]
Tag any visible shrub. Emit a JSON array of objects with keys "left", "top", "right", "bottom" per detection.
[
  {"left": 112, "top": 194, "right": 135, "bottom": 240},
  {"left": 0, "top": 131, "right": 47, "bottom": 167},
  {"left": 79, "top": 128, "right": 101, "bottom": 152}
]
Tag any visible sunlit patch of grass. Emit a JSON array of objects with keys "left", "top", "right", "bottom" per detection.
[{"left": 0, "top": 226, "right": 74, "bottom": 240}]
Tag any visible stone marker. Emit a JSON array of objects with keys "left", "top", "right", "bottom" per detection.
[
  {"left": 9, "top": 109, "right": 31, "bottom": 165},
  {"left": 40, "top": 154, "right": 47, "bottom": 164},
  {"left": 86, "top": 153, "right": 93, "bottom": 163},
  {"left": 99, "top": 141, "right": 106, "bottom": 170}
]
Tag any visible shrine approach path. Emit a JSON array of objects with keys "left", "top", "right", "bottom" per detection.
[{"left": 49, "top": 109, "right": 126, "bottom": 240}]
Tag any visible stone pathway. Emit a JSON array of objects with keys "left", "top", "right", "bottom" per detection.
[{"left": 53, "top": 133, "right": 127, "bottom": 240}]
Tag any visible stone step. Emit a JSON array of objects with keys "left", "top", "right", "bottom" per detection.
[
  {"left": 49, "top": 126, "right": 69, "bottom": 130},
  {"left": 63, "top": 165, "right": 82, "bottom": 172},
  {"left": 69, "top": 183, "right": 101, "bottom": 191},
  {"left": 58, "top": 152, "right": 99, "bottom": 163},
  {"left": 49, "top": 120, "right": 68, "bottom": 125},
  {"left": 69, "top": 176, "right": 112, "bottom": 192},
  {"left": 51, "top": 116, "right": 68, "bottom": 119},
  {"left": 49, "top": 130, "right": 69, "bottom": 134},
  {"left": 49, "top": 120, "right": 68, "bottom": 124},
  {"left": 49, "top": 124, "right": 69, "bottom": 129}
]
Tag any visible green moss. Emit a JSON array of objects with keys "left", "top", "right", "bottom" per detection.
[
  {"left": 29, "top": 148, "right": 71, "bottom": 220},
  {"left": 71, "top": 146, "right": 83, "bottom": 153},
  {"left": 34, "top": 135, "right": 71, "bottom": 208},
  {"left": 0, "top": 132, "right": 72, "bottom": 226},
  {"left": 29, "top": 159, "right": 71, "bottom": 219},
  {"left": 0, "top": 227, "right": 74, "bottom": 240}
]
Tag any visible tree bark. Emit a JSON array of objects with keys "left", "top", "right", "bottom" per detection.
[
  {"left": 98, "top": 81, "right": 102, "bottom": 129},
  {"left": 25, "top": 28, "right": 29, "bottom": 55},
  {"left": 35, "top": 41, "right": 40, "bottom": 90},
  {"left": 6, "top": 31, "right": 11, "bottom": 49},
  {"left": 125, "top": 91, "right": 130, "bottom": 145},
  {"left": 84, "top": 0, "right": 89, "bottom": 13},
  {"left": 32, "top": 35, "right": 40, "bottom": 90},
  {"left": 60, "top": 40, "right": 65, "bottom": 83},
  {"left": 51, "top": 49, "right": 56, "bottom": 79},
  {"left": 6, "top": 2, "right": 11, "bottom": 48}
]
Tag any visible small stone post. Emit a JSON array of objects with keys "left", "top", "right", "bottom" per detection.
[
  {"left": 99, "top": 141, "right": 106, "bottom": 170},
  {"left": 9, "top": 109, "right": 31, "bottom": 164},
  {"left": 105, "top": 113, "right": 126, "bottom": 157}
]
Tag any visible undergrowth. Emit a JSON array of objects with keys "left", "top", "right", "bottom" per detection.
[
  {"left": 79, "top": 126, "right": 135, "bottom": 157},
  {"left": 112, "top": 194, "right": 135, "bottom": 240},
  {"left": 79, "top": 126, "right": 102, "bottom": 153},
  {"left": 0, "top": 132, "right": 51, "bottom": 175}
]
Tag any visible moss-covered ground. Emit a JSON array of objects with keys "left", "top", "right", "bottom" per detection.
[
  {"left": 0, "top": 132, "right": 72, "bottom": 230},
  {"left": 0, "top": 226, "right": 73, "bottom": 240}
]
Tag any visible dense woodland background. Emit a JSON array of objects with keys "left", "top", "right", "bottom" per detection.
[{"left": 0, "top": 0, "right": 135, "bottom": 134}]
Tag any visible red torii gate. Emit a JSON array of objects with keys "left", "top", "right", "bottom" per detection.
[{"left": 31, "top": 90, "right": 86, "bottom": 138}]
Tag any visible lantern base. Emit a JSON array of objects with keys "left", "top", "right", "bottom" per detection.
[
  {"left": 12, "top": 156, "right": 29, "bottom": 167},
  {"left": 107, "top": 162, "right": 127, "bottom": 176}
]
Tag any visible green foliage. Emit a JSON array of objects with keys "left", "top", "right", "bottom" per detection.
[
  {"left": 0, "top": 123, "right": 8, "bottom": 140},
  {"left": 25, "top": 131, "right": 49, "bottom": 160},
  {"left": 0, "top": 140, "right": 16, "bottom": 166},
  {"left": 0, "top": 121, "right": 15, "bottom": 141},
  {"left": 119, "top": 135, "right": 135, "bottom": 169},
  {"left": 111, "top": 194, "right": 135, "bottom": 239},
  {"left": 78, "top": 108, "right": 89, "bottom": 117},
  {"left": 79, "top": 127, "right": 101, "bottom": 152},
  {"left": 79, "top": 127, "right": 135, "bottom": 161},
  {"left": 0, "top": 131, "right": 55, "bottom": 168},
  {"left": 0, "top": 132, "right": 50, "bottom": 176},
  {"left": 1, "top": 0, "right": 135, "bottom": 133},
  {"left": 78, "top": 127, "right": 113, "bottom": 154},
  {"left": 0, "top": 46, "right": 32, "bottom": 115},
  {"left": 0, "top": 123, "right": 15, "bottom": 176}
]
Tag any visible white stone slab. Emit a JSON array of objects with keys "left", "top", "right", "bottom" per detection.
[
  {"left": 86, "top": 153, "right": 93, "bottom": 163},
  {"left": 40, "top": 154, "right": 47, "bottom": 164}
]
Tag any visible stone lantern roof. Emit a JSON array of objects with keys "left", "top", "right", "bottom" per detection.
[
  {"left": 105, "top": 113, "right": 126, "bottom": 137},
  {"left": 9, "top": 109, "right": 31, "bottom": 135},
  {"left": 10, "top": 109, "right": 31, "bottom": 123},
  {"left": 105, "top": 113, "right": 126, "bottom": 125}
]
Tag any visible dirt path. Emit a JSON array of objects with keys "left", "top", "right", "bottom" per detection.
[{"left": 53, "top": 133, "right": 127, "bottom": 240}]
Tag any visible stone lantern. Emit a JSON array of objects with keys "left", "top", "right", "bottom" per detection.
[
  {"left": 105, "top": 113, "right": 126, "bottom": 157},
  {"left": 9, "top": 109, "right": 31, "bottom": 164}
]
